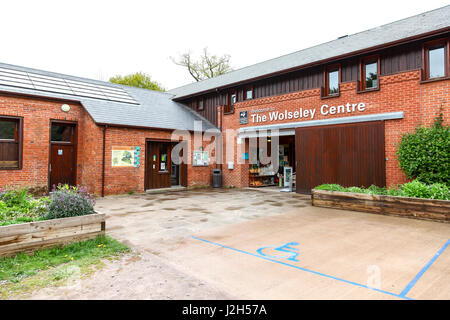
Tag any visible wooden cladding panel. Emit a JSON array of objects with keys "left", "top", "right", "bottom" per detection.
[{"left": 295, "top": 121, "right": 386, "bottom": 194}]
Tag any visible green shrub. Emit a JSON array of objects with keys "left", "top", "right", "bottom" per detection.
[
  {"left": 0, "top": 188, "right": 49, "bottom": 225},
  {"left": 427, "top": 183, "right": 450, "bottom": 200},
  {"left": 366, "top": 185, "right": 387, "bottom": 195},
  {"left": 386, "top": 186, "right": 405, "bottom": 197},
  {"left": 401, "top": 180, "right": 432, "bottom": 199},
  {"left": 345, "top": 186, "right": 366, "bottom": 193},
  {"left": 314, "top": 180, "right": 449, "bottom": 200},
  {"left": 396, "top": 111, "right": 449, "bottom": 185},
  {"left": 44, "top": 185, "right": 96, "bottom": 220},
  {"left": 314, "top": 184, "right": 345, "bottom": 192}
]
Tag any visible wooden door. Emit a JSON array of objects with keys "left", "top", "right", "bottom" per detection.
[
  {"left": 49, "top": 122, "right": 77, "bottom": 189},
  {"left": 145, "top": 141, "right": 172, "bottom": 189},
  {"left": 179, "top": 141, "right": 188, "bottom": 187},
  {"left": 295, "top": 121, "right": 385, "bottom": 194}
]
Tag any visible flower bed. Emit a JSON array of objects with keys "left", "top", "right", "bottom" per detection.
[
  {"left": 314, "top": 180, "right": 449, "bottom": 200},
  {"left": 0, "top": 185, "right": 104, "bottom": 256},
  {"left": 0, "top": 185, "right": 96, "bottom": 226},
  {"left": 311, "top": 189, "right": 450, "bottom": 222},
  {"left": 0, "top": 213, "right": 105, "bottom": 257}
]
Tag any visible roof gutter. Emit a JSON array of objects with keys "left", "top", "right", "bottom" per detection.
[{"left": 171, "top": 27, "right": 450, "bottom": 101}]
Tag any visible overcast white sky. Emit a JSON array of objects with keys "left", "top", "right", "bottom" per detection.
[{"left": 0, "top": 0, "right": 448, "bottom": 90}]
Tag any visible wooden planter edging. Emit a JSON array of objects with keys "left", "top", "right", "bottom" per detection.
[
  {"left": 311, "top": 189, "right": 450, "bottom": 222},
  {"left": 0, "top": 213, "right": 105, "bottom": 257}
]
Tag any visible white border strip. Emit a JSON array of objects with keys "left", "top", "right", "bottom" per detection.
[{"left": 238, "top": 111, "right": 404, "bottom": 137}]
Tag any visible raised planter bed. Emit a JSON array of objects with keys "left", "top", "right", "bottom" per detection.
[
  {"left": 311, "top": 189, "right": 450, "bottom": 222},
  {"left": 0, "top": 213, "right": 105, "bottom": 257}
]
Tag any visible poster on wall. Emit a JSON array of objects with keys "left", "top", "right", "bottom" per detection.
[
  {"left": 193, "top": 150, "right": 209, "bottom": 166},
  {"left": 112, "top": 146, "right": 140, "bottom": 167}
]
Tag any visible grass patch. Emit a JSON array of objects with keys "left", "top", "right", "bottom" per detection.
[{"left": 0, "top": 235, "right": 130, "bottom": 299}]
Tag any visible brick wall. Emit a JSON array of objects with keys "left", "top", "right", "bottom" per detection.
[
  {"left": 0, "top": 94, "right": 213, "bottom": 195},
  {"left": 1, "top": 69, "right": 447, "bottom": 194},
  {"left": 0, "top": 94, "right": 86, "bottom": 192},
  {"left": 220, "top": 70, "right": 449, "bottom": 188}
]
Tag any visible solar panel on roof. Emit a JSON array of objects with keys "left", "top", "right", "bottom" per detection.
[{"left": 0, "top": 67, "right": 138, "bottom": 104}]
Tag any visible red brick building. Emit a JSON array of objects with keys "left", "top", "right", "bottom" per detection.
[
  {"left": 169, "top": 6, "right": 450, "bottom": 192},
  {"left": 1, "top": 6, "right": 449, "bottom": 195},
  {"left": 0, "top": 68, "right": 216, "bottom": 196}
]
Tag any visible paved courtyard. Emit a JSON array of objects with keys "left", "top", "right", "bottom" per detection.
[{"left": 30, "top": 188, "right": 450, "bottom": 300}]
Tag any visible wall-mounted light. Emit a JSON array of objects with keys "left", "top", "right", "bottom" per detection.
[{"left": 61, "top": 104, "right": 70, "bottom": 112}]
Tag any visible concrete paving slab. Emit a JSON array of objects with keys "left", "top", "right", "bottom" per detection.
[
  {"left": 159, "top": 203, "right": 450, "bottom": 300},
  {"left": 30, "top": 188, "right": 450, "bottom": 300}
]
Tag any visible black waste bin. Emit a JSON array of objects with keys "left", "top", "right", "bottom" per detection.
[{"left": 212, "top": 169, "right": 222, "bottom": 188}]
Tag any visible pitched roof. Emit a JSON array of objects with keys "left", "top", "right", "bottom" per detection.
[
  {"left": 168, "top": 5, "right": 450, "bottom": 99},
  {"left": 0, "top": 62, "right": 216, "bottom": 131}
]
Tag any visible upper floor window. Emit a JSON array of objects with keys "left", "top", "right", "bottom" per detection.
[
  {"left": 323, "top": 64, "right": 340, "bottom": 97},
  {"left": 423, "top": 38, "right": 449, "bottom": 80},
  {"left": 231, "top": 92, "right": 237, "bottom": 105},
  {"left": 428, "top": 47, "right": 445, "bottom": 78},
  {"left": 0, "top": 116, "right": 22, "bottom": 169},
  {"left": 244, "top": 86, "right": 253, "bottom": 100},
  {"left": 225, "top": 91, "right": 237, "bottom": 113},
  {"left": 197, "top": 98, "right": 204, "bottom": 111},
  {"left": 359, "top": 55, "right": 380, "bottom": 91}
]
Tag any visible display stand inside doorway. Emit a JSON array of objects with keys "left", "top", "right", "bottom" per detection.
[{"left": 249, "top": 164, "right": 277, "bottom": 187}]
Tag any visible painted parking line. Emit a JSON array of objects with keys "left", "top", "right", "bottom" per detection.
[
  {"left": 191, "top": 236, "right": 412, "bottom": 300},
  {"left": 399, "top": 239, "right": 450, "bottom": 298}
]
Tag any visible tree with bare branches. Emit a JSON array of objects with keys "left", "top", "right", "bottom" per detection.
[{"left": 171, "top": 48, "right": 233, "bottom": 81}]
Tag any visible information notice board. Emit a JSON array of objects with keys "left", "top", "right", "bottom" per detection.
[{"left": 193, "top": 150, "right": 209, "bottom": 166}]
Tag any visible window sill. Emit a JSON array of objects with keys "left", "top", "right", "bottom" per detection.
[
  {"left": 223, "top": 110, "right": 235, "bottom": 115},
  {"left": 320, "top": 93, "right": 340, "bottom": 100},
  {"left": 420, "top": 76, "right": 450, "bottom": 84},
  {"left": 356, "top": 86, "right": 380, "bottom": 94}
]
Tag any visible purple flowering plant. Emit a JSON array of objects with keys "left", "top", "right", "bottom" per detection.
[{"left": 45, "top": 184, "right": 96, "bottom": 220}]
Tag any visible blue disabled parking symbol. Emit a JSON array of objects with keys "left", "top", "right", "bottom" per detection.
[{"left": 256, "top": 242, "right": 300, "bottom": 262}]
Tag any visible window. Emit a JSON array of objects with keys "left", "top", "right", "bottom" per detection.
[
  {"left": 322, "top": 64, "right": 340, "bottom": 97},
  {"left": 429, "top": 47, "right": 445, "bottom": 78},
  {"left": 159, "top": 144, "right": 169, "bottom": 172},
  {"left": 359, "top": 55, "right": 380, "bottom": 91},
  {"left": 225, "top": 91, "right": 237, "bottom": 113},
  {"left": 328, "top": 70, "right": 339, "bottom": 95},
  {"left": 244, "top": 86, "right": 253, "bottom": 100},
  {"left": 51, "top": 124, "right": 73, "bottom": 143},
  {"left": 197, "top": 99, "right": 204, "bottom": 111},
  {"left": 423, "top": 39, "right": 449, "bottom": 81},
  {"left": 0, "top": 116, "right": 22, "bottom": 169},
  {"left": 0, "top": 120, "right": 16, "bottom": 140}
]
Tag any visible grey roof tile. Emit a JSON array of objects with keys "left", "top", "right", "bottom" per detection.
[{"left": 0, "top": 62, "right": 216, "bottom": 132}]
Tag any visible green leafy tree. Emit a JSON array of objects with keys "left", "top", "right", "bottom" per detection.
[
  {"left": 109, "top": 72, "right": 165, "bottom": 92},
  {"left": 171, "top": 47, "right": 233, "bottom": 81},
  {"left": 396, "top": 108, "right": 449, "bottom": 185}
]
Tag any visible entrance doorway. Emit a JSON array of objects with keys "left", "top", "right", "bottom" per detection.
[
  {"left": 248, "top": 135, "right": 296, "bottom": 189},
  {"left": 171, "top": 162, "right": 180, "bottom": 186},
  {"left": 49, "top": 121, "right": 77, "bottom": 189},
  {"left": 145, "top": 140, "right": 187, "bottom": 190}
]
